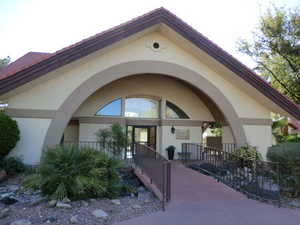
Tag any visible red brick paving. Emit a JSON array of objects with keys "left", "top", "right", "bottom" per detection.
[{"left": 114, "top": 162, "right": 300, "bottom": 225}]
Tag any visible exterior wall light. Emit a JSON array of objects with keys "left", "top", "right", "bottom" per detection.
[{"left": 171, "top": 126, "right": 175, "bottom": 134}]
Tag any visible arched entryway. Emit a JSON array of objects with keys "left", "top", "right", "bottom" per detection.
[{"left": 43, "top": 60, "right": 247, "bottom": 149}]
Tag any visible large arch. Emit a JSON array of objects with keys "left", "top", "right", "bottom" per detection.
[{"left": 43, "top": 60, "right": 247, "bottom": 148}]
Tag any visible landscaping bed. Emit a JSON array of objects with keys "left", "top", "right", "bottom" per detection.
[{"left": 0, "top": 168, "right": 161, "bottom": 225}]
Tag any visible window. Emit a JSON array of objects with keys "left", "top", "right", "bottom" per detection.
[
  {"left": 95, "top": 98, "right": 121, "bottom": 116},
  {"left": 125, "top": 98, "right": 159, "bottom": 118},
  {"left": 166, "top": 101, "right": 189, "bottom": 119}
]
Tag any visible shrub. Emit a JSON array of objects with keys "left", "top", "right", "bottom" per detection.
[
  {"left": 267, "top": 142, "right": 300, "bottom": 165},
  {"left": 267, "top": 142, "right": 300, "bottom": 197},
  {"left": 24, "top": 145, "right": 122, "bottom": 200},
  {"left": 0, "top": 112, "right": 20, "bottom": 159},
  {"left": 230, "top": 144, "right": 262, "bottom": 169},
  {"left": 0, "top": 157, "right": 26, "bottom": 176},
  {"left": 95, "top": 123, "right": 127, "bottom": 156}
]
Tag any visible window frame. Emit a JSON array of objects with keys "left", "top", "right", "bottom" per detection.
[{"left": 95, "top": 98, "right": 122, "bottom": 117}]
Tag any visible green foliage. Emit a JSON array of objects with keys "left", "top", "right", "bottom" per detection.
[
  {"left": 230, "top": 144, "right": 262, "bottom": 170},
  {"left": 0, "top": 157, "right": 26, "bottom": 176},
  {"left": 272, "top": 116, "right": 300, "bottom": 143},
  {"left": 267, "top": 142, "right": 300, "bottom": 197},
  {"left": 209, "top": 122, "right": 222, "bottom": 137},
  {"left": 231, "top": 144, "right": 262, "bottom": 161},
  {"left": 238, "top": 6, "right": 300, "bottom": 104},
  {"left": 95, "top": 128, "right": 112, "bottom": 143},
  {"left": 0, "top": 112, "right": 20, "bottom": 159},
  {"left": 23, "top": 145, "right": 122, "bottom": 200},
  {"left": 95, "top": 123, "right": 127, "bottom": 156},
  {"left": 0, "top": 56, "right": 10, "bottom": 69}
]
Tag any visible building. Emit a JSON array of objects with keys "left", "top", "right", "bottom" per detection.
[{"left": 1, "top": 8, "right": 299, "bottom": 165}]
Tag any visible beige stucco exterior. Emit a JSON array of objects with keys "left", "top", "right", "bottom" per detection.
[{"left": 2, "top": 29, "right": 278, "bottom": 164}]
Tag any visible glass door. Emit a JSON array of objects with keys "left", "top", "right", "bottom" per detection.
[{"left": 126, "top": 125, "right": 156, "bottom": 157}]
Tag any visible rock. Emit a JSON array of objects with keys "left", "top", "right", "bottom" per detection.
[
  {"left": 70, "top": 215, "right": 79, "bottom": 223},
  {"left": 137, "top": 187, "right": 146, "bottom": 193},
  {"left": 0, "top": 170, "right": 7, "bottom": 183},
  {"left": 0, "top": 195, "right": 18, "bottom": 205},
  {"left": 144, "top": 198, "right": 152, "bottom": 203},
  {"left": 62, "top": 197, "right": 71, "bottom": 203},
  {"left": 10, "top": 219, "right": 32, "bottom": 225},
  {"left": 7, "top": 185, "right": 20, "bottom": 192},
  {"left": 82, "top": 201, "right": 89, "bottom": 207},
  {"left": 111, "top": 199, "right": 121, "bottom": 205},
  {"left": 45, "top": 216, "right": 57, "bottom": 223},
  {"left": 27, "top": 196, "right": 45, "bottom": 206},
  {"left": 290, "top": 200, "right": 300, "bottom": 208},
  {"left": 47, "top": 200, "right": 57, "bottom": 208},
  {"left": 92, "top": 209, "right": 108, "bottom": 219},
  {"left": 131, "top": 204, "right": 142, "bottom": 209},
  {"left": 56, "top": 201, "right": 72, "bottom": 209},
  {"left": 0, "top": 207, "right": 10, "bottom": 219}
]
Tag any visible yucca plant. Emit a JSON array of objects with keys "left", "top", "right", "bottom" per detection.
[{"left": 23, "top": 145, "right": 122, "bottom": 200}]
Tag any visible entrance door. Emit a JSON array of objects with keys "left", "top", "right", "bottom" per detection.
[{"left": 126, "top": 125, "right": 156, "bottom": 157}]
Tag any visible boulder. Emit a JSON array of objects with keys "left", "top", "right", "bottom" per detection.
[
  {"left": 47, "top": 200, "right": 57, "bottom": 208},
  {"left": 111, "top": 199, "right": 121, "bottom": 205},
  {"left": 10, "top": 219, "right": 32, "bottom": 225},
  {"left": 56, "top": 201, "right": 72, "bottom": 209},
  {"left": 0, "top": 207, "right": 10, "bottom": 219},
  {"left": 92, "top": 209, "right": 108, "bottom": 219},
  {"left": 70, "top": 215, "right": 79, "bottom": 223},
  {"left": 131, "top": 204, "right": 142, "bottom": 209}
]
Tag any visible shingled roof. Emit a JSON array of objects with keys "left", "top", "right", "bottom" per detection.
[{"left": 0, "top": 7, "right": 299, "bottom": 119}]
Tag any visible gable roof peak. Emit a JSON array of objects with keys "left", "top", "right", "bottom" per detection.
[{"left": 0, "top": 8, "right": 300, "bottom": 120}]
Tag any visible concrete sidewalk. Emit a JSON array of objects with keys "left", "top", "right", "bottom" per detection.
[{"left": 114, "top": 162, "right": 300, "bottom": 225}]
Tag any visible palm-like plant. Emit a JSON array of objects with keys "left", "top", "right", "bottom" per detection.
[{"left": 24, "top": 145, "right": 122, "bottom": 200}]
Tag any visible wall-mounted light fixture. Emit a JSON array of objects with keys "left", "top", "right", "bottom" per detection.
[{"left": 171, "top": 126, "right": 175, "bottom": 134}]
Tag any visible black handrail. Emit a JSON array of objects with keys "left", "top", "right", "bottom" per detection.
[
  {"left": 182, "top": 143, "right": 284, "bottom": 206},
  {"left": 133, "top": 143, "right": 171, "bottom": 210}
]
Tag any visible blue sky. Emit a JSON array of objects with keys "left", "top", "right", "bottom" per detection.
[{"left": 0, "top": 0, "right": 299, "bottom": 68}]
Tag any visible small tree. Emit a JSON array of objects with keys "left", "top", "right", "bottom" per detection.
[
  {"left": 0, "top": 112, "right": 20, "bottom": 159},
  {"left": 95, "top": 123, "right": 127, "bottom": 156}
]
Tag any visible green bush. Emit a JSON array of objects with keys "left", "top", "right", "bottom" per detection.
[
  {"left": 0, "top": 112, "right": 20, "bottom": 159},
  {"left": 24, "top": 145, "right": 122, "bottom": 200},
  {"left": 230, "top": 144, "right": 262, "bottom": 169},
  {"left": 0, "top": 157, "right": 26, "bottom": 176},
  {"left": 267, "top": 143, "right": 300, "bottom": 197}
]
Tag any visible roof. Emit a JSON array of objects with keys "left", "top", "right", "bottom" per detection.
[
  {"left": 0, "top": 7, "right": 300, "bottom": 120},
  {"left": 0, "top": 52, "right": 52, "bottom": 80}
]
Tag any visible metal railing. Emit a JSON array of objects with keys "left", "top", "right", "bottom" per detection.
[
  {"left": 181, "top": 143, "right": 283, "bottom": 206},
  {"left": 62, "top": 141, "right": 131, "bottom": 160},
  {"left": 205, "top": 143, "right": 236, "bottom": 153},
  {"left": 133, "top": 143, "right": 171, "bottom": 210}
]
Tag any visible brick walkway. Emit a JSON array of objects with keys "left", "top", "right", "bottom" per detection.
[{"left": 114, "top": 162, "right": 300, "bottom": 225}]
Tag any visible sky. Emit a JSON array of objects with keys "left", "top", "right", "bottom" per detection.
[{"left": 0, "top": 0, "right": 299, "bottom": 68}]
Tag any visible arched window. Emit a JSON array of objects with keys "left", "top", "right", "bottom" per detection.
[
  {"left": 166, "top": 101, "right": 189, "bottom": 119},
  {"left": 125, "top": 98, "right": 159, "bottom": 118},
  {"left": 95, "top": 98, "right": 122, "bottom": 116}
]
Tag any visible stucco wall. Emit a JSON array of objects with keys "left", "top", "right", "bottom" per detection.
[
  {"left": 243, "top": 125, "right": 272, "bottom": 159},
  {"left": 222, "top": 126, "right": 235, "bottom": 143},
  {"left": 161, "top": 126, "right": 202, "bottom": 159},
  {"left": 74, "top": 75, "right": 213, "bottom": 121},
  {"left": 4, "top": 30, "right": 275, "bottom": 164},
  {"left": 10, "top": 118, "right": 51, "bottom": 165},
  {"left": 6, "top": 32, "right": 271, "bottom": 120}
]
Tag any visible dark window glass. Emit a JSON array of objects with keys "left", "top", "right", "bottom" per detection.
[
  {"left": 166, "top": 101, "right": 189, "bottom": 119},
  {"left": 96, "top": 98, "right": 121, "bottom": 116},
  {"left": 125, "top": 98, "right": 159, "bottom": 118}
]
